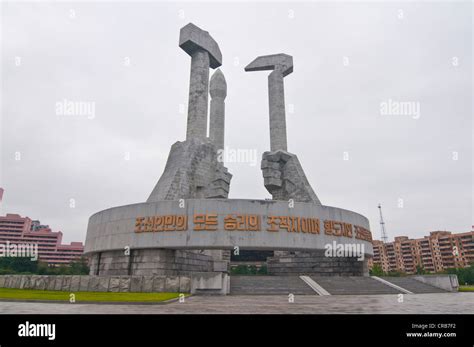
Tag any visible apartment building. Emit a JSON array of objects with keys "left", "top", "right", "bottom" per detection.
[
  {"left": 369, "top": 229, "right": 474, "bottom": 274},
  {"left": 0, "top": 213, "right": 84, "bottom": 266}
]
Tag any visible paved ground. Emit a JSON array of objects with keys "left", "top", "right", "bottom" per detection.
[{"left": 0, "top": 293, "right": 473, "bottom": 314}]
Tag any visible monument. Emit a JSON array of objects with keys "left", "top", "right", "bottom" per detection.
[{"left": 84, "top": 23, "right": 373, "bottom": 287}]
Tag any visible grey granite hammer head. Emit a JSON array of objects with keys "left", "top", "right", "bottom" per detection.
[
  {"left": 244, "top": 53, "right": 293, "bottom": 76},
  {"left": 179, "top": 23, "right": 222, "bottom": 68}
]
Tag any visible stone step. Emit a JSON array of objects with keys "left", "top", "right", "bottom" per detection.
[
  {"left": 379, "top": 277, "right": 447, "bottom": 293},
  {"left": 310, "top": 276, "right": 400, "bottom": 295},
  {"left": 194, "top": 289, "right": 224, "bottom": 295},
  {"left": 230, "top": 276, "right": 316, "bottom": 295}
]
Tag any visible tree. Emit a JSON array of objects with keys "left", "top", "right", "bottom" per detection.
[
  {"left": 69, "top": 257, "right": 90, "bottom": 275},
  {"left": 0, "top": 256, "right": 89, "bottom": 275},
  {"left": 0, "top": 257, "right": 38, "bottom": 274},
  {"left": 416, "top": 265, "right": 426, "bottom": 275},
  {"left": 446, "top": 265, "right": 474, "bottom": 285},
  {"left": 369, "top": 264, "right": 384, "bottom": 276}
]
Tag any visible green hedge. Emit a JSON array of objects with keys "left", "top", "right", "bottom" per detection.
[
  {"left": 445, "top": 265, "right": 474, "bottom": 285},
  {"left": 0, "top": 257, "right": 89, "bottom": 275}
]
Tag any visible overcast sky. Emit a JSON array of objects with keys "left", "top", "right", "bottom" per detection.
[{"left": 1, "top": 1, "right": 472, "bottom": 244}]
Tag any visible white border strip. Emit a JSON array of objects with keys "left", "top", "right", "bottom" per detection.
[
  {"left": 371, "top": 276, "right": 413, "bottom": 294},
  {"left": 300, "top": 276, "right": 331, "bottom": 296}
]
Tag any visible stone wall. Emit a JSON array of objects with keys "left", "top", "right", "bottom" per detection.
[
  {"left": 413, "top": 274, "right": 459, "bottom": 292},
  {"left": 267, "top": 250, "right": 369, "bottom": 276},
  {"left": 0, "top": 272, "right": 230, "bottom": 294},
  {"left": 89, "top": 249, "right": 214, "bottom": 276},
  {"left": 0, "top": 274, "right": 191, "bottom": 293}
]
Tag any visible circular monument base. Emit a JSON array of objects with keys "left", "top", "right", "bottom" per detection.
[{"left": 85, "top": 199, "right": 373, "bottom": 276}]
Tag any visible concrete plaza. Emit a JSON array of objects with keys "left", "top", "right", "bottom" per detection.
[{"left": 0, "top": 293, "right": 472, "bottom": 314}]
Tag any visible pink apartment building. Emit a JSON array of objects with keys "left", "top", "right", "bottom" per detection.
[{"left": 0, "top": 213, "right": 84, "bottom": 266}]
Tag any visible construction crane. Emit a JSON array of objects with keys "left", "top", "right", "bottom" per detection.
[{"left": 378, "top": 203, "right": 388, "bottom": 243}]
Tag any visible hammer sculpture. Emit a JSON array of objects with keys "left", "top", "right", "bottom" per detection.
[
  {"left": 147, "top": 23, "right": 231, "bottom": 202},
  {"left": 245, "top": 54, "right": 321, "bottom": 204},
  {"left": 179, "top": 23, "right": 222, "bottom": 142},
  {"left": 245, "top": 54, "right": 292, "bottom": 152}
]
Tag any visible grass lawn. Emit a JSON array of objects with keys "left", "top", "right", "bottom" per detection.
[
  {"left": 0, "top": 288, "right": 183, "bottom": 303},
  {"left": 459, "top": 285, "right": 474, "bottom": 292}
]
